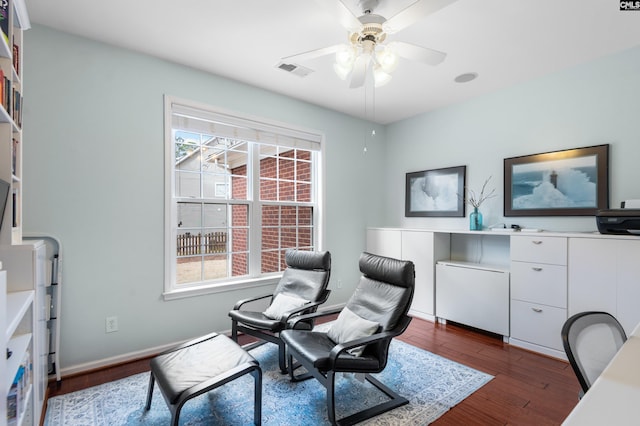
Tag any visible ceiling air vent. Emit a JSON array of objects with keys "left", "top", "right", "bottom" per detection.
[{"left": 276, "top": 62, "right": 314, "bottom": 78}]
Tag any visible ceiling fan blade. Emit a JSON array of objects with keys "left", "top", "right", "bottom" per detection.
[
  {"left": 383, "top": 0, "right": 459, "bottom": 34},
  {"left": 388, "top": 41, "right": 447, "bottom": 66},
  {"left": 313, "top": 0, "right": 362, "bottom": 32},
  {"left": 349, "top": 54, "right": 370, "bottom": 88},
  {"left": 282, "top": 44, "right": 345, "bottom": 63}
]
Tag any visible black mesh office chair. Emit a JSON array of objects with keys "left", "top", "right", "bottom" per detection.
[
  {"left": 280, "top": 252, "right": 415, "bottom": 425},
  {"left": 229, "top": 249, "right": 331, "bottom": 372},
  {"left": 561, "top": 311, "right": 627, "bottom": 397}
]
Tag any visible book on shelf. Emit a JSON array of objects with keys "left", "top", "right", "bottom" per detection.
[
  {"left": 0, "top": 0, "right": 8, "bottom": 46},
  {"left": 0, "top": 68, "right": 4, "bottom": 112},
  {"left": 12, "top": 187, "right": 16, "bottom": 227},
  {"left": 12, "top": 138, "right": 17, "bottom": 175},
  {"left": 7, "top": 351, "right": 31, "bottom": 426},
  {"left": 12, "top": 87, "right": 21, "bottom": 127},
  {"left": 13, "top": 42, "right": 19, "bottom": 75},
  {"left": 2, "top": 74, "right": 10, "bottom": 114}
]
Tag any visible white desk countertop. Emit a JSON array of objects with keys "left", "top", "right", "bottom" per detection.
[{"left": 562, "top": 327, "right": 640, "bottom": 425}]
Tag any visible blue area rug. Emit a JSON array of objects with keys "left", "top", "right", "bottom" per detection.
[{"left": 44, "top": 339, "right": 492, "bottom": 425}]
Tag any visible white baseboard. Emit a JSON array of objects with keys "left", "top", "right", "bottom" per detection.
[
  {"left": 508, "top": 337, "right": 567, "bottom": 360},
  {"left": 408, "top": 310, "right": 436, "bottom": 322},
  {"left": 58, "top": 303, "right": 347, "bottom": 378},
  {"left": 58, "top": 337, "right": 198, "bottom": 378}
]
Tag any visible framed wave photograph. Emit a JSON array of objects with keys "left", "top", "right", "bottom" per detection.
[
  {"left": 405, "top": 165, "right": 466, "bottom": 217},
  {"left": 504, "top": 144, "right": 609, "bottom": 216}
]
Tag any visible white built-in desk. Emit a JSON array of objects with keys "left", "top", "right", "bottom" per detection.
[
  {"left": 367, "top": 227, "right": 640, "bottom": 359},
  {"left": 562, "top": 323, "right": 640, "bottom": 425}
]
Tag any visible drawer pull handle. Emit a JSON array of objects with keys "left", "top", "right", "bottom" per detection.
[
  {"left": 532, "top": 240, "right": 543, "bottom": 245},
  {"left": 532, "top": 307, "right": 543, "bottom": 313},
  {"left": 532, "top": 267, "right": 543, "bottom": 271}
]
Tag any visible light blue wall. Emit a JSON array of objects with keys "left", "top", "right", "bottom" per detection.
[
  {"left": 384, "top": 46, "right": 640, "bottom": 231},
  {"left": 23, "top": 25, "right": 386, "bottom": 369}
]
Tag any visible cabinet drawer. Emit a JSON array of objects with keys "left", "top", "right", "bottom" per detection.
[
  {"left": 510, "top": 300, "right": 567, "bottom": 351},
  {"left": 511, "top": 262, "right": 567, "bottom": 308},
  {"left": 511, "top": 236, "right": 567, "bottom": 265}
]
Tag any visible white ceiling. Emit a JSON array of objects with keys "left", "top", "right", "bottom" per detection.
[{"left": 24, "top": 0, "right": 640, "bottom": 124}]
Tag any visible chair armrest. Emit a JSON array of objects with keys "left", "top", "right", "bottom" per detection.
[
  {"left": 326, "top": 315, "right": 413, "bottom": 368},
  {"left": 328, "top": 329, "right": 398, "bottom": 360},
  {"left": 288, "top": 306, "right": 343, "bottom": 329},
  {"left": 279, "top": 290, "right": 332, "bottom": 325},
  {"left": 232, "top": 293, "right": 273, "bottom": 310},
  {"left": 279, "top": 300, "right": 324, "bottom": 324}
]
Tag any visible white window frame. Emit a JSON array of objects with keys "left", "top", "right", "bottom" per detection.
[{"left": 163, "top": 96, "right": 324, "bottom": 300}]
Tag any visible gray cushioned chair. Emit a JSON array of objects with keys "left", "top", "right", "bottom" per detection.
[
  {"left": 561, "top": 311, "right": 627, "bottom": 398},
  {"left": 280, "top": 252, "right": 415, "bottom": 425},
  {"left": 229, "top": 249, "right": 331, "bottom": 372}
]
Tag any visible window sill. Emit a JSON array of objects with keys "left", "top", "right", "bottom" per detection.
[{"left": 163, "top": 275, "right": 282, "bottom": 301}]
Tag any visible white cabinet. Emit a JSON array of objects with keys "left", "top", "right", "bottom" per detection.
[
  {"left": 509, "top": 236, "right": 567, "bottom": 358},
  {"left": 568, "top": 237, "right": 640, "bottom": 335},
  {"left": 366, "top": 228, "right": 401, "bottom": 259},
  {"left": 568, "top": 238, "right": 616, "bottom": 315},
  {"left": 435, "top": 261, "right": 510, "bottom": 336},
  {"left": 616, "top": 240, "right": 640, "bottom": 334},
  {"left": 402, "top": 231, "right": 450, "bottom": 319},
  {"left": 366, "top": 228, "right": 449, "bottom": 319},
  {"left": 1, "top": 241, "right": 46, "bottom": 426}
]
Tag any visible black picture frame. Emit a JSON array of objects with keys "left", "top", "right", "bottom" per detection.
[
  {"left": 405, "top": 166, "right": 466, "bottom": 217},
  {"left": 504, "top": 144, "right": 609, "bottom": 217}
]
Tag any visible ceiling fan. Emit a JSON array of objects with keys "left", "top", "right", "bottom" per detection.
[{"left": 282, "top": 0, "right": 458, "bottom": 88}]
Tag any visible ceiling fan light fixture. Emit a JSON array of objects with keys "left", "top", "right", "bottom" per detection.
[
  {"left": 373, "top": 65, "right": 392, "bottom": 87},
  {"left": 335, "top": 45, "right": 356, "bottom": 67},
  {"left": 376, "top": 46, "right": 398, "bottom": 74},
  {"left": 289, "top": 0, "right": 458, "bottom": 89},
  {"left": 334, "top": 45, "right": 357, "bottom": 80},
  {"left": 333, "top": 62, "right": 353, "bottom": 80}
]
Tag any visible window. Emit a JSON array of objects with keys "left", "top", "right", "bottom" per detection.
[{"left": 164, "top": 97, "right": 323, "bottom": 298}]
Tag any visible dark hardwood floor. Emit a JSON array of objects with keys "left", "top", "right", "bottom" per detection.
[{"left": 46, "top": 317, "right": 580, "bottom": 425}]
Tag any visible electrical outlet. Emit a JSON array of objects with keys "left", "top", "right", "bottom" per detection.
[
  {"left": 337, "top": 279, "right": 342, "bottom": 289},
  {"left": 106, "top": 316, "right": 118, "bottom": 333}
]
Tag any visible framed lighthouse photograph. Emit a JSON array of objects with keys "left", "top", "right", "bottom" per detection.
[{"left": 504, "top": 144, "right": 609, "bottom": 216}]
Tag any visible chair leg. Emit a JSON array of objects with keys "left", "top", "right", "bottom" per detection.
[
  {"left": 287, "top": 353, "right": 313, "bottom": 382},
  {"left": 171, "top": 409, "right": 180, "bottom": 426},
  {"left": 145, "top": 373, "right": 155, "bottom": 410},
  {"left": 327, "top": 371, "right": 337, "bottom": 425},
  {"left": 252, "top": 366, "right": 262, "bottom": 425},
  {"left": 278, "top": 340, "right": 287, "bottom": 373},
  {"left": 287, "top": 353, "right": 295, "bottom": 380},
  {"left": 335, "top": 374, "right": 410, "bottom": 426},
  {"left": 231, "top": 319, "right": 238, "bottom": 342}
]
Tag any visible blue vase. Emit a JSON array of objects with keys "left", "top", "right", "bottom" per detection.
[{"left": 470, "top": 207, "right": 483, "bottom": 231}]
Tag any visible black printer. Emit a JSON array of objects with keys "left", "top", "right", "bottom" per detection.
[{"left": 596, "top": 209, "right": 640, "bottom": 235}]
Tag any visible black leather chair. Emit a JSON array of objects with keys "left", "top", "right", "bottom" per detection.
[
  {"left": 280, "top": 252, "right": 415, "bottom": 426},
  {"left": 561, "top": 311, "right": 627, "bottom": 398},
  {"left": 229, "top": 249, "right": 331, "bottom": 372}
]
